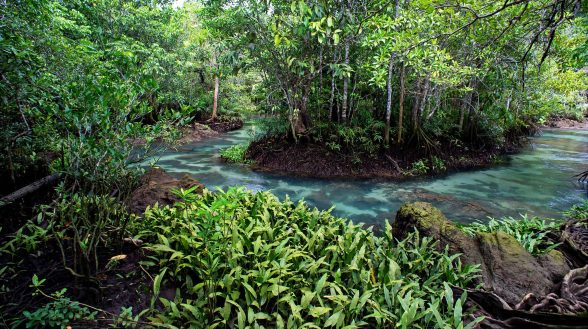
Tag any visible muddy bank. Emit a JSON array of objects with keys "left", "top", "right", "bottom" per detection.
[
  {"left": 128, "top": 167, "right": 204, "bottom": 214},
  {"left": 246, "top": 135, "right": 520, "bottom": 179},
  {"left": 131, "top": 116, "right": 244, "bottom": 146},
  {"left": 544, "top": 116, "right": 588, "bottom": 129}
]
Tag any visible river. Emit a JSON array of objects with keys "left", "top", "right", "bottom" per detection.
[{"left": 153, "top": 126, "right": 588, "bottom": 224}]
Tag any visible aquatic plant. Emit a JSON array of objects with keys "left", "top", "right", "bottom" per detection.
[
  {"left": 137, "top": 187, "right": 482, "bottom": 328},
  {"left": 461, "top": 215, "right": 562, "bottom": 255},
  {"left": 220, "top": 144, "right": 251, "bottom": 164}
]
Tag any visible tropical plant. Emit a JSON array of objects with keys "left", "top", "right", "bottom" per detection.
[
  {"left": 219, "top": 144, "right": 251, "bottom": 164},
  {"left": 564, "top": 201, "right": 588, "bottom": 220},
  {"left": 20, "top": 276, "right": 97, "bottom": 329},
  {"left": 136, "top": 187, "right": 482, "bottom": 328},
  {"left": 410, "top": 160, "right": 430, "bottom": 175},
  {"left": 461, "top": 215, "right": 563, "bottom": 255}
]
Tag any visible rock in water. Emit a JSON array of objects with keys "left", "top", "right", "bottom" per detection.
[
  {"left": 128, "top": 168, "right": 204, "bottom": 214},
  {"left": 393, "top": 202, "right": 571, "bottom": 305}
]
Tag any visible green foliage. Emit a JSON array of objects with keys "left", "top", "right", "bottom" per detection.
[
  {"left": 21, "top": 276, "right": 97, "bottom": 329},
  {"left": 0, "top": 214, "right": 54, "bottom": 255},
  {"left": 410, "top": 160, "right": 430, "bottom": 175},
  {"left": 311, "top": 118, "right": 385, "bottom": 156},
  {"left": 210, "top": 0, "right": 587, "bottom": 151},
  {"left": 0, "top": 0, "right": 260, "bottom": 195},
  {"left": 564, "top": 200, "right": 588, "bottom": 220},
  {"left": 137, "top": 187, "right": 482, "bottom": 328},
  {"left": 461, "top": 215, "right": 563, "bottom": 255},
  {"left": 431, "top": 156, "right": 447, "bottom": 173},
  {"left": 220, "top": 144, "right": 251, "bottom": 164},
  {"left": 46, "top": 194, "right": 134, "bottom": 281}
]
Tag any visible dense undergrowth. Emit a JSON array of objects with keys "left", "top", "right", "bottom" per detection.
[
  {"left": 460, "top": 215, "right": 563, "bottom": 255},
  {"left": 137, "top": 187, "right": 482, "bottom": 328},
  {"left": 4, "top": 184, "right": 587, "bottom": 328}
]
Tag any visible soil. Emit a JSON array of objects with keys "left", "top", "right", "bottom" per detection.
[
  {"left": 206, "top": 116, "right": 244, "bottom": 133},
  {"left": 246, "top": 135, "right": 520, "bottom": 179},
  {"left": 130, "top": 116, "right": 244, "bottom": 146},
  {"left": 0, "top": 168, "right": 204, "bottom": 327},
  {"left": 176, "top": 122, "right": 219, "bottom": 144},
  {"left": 127, "top": 167, "right": 204, "bottom": 214},
  {"left": 544, "top": 116, "right": 588, "bottom": 129}
]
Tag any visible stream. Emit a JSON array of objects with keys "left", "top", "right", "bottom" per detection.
[{"left": 153, "top": 126, "right": 588, "bottom": 225}]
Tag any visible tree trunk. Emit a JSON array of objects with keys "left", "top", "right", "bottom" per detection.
[
  {"left": 212, "top": 75, "right": 220, "bottom": 120},
  {"left": 418, "top": 76, "right": 431, "bottom": 122},
  {"left": 384, "top": 56, "right": 394, "bottom": 146},
  {"left": 341, "top": 40, "right": 350, "bottom": 123},
  {"left": 329, "top": 50, "right": 337, "bottom": 122},
  {"left": 459, "top": 81, "right": 474, "bottom": 132},
  {"left": 397, "top": 65, "right": 405, "bottom": 144},
  {"left": 412, "top": 79, "right": 422, "bottom": 132},
  {"left": 0, "top": 174, "right": 60, "bottom": 207}
]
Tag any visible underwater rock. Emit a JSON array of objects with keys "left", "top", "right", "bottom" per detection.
[
  {"left": 128, "top": 168, "right": 204, "bottom": 214},
  {"left": 393, "top": 202, "right": 571, "bottom": 305}
]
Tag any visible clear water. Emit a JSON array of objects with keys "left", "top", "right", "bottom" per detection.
[{"left": 153, "top": 125, "right": 588, "bottom": 224}]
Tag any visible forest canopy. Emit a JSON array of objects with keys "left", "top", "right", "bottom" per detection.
[{"left": 3, "top": 0, "right": 586, "bottom": 191}]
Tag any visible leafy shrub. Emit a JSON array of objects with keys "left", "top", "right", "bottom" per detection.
[
  {"left": 431, "top": 156, "right": 446, "bottom": 172},
  {"left": 137, "top": 187, "right": 482, "bottom": 328},
  {"left": 410, "top": 159, "right": 430, "bottom": 175},
  {"left": 564, "top": 201, "right": 588, "bottom": 220},
  {"left": 46, "top": 194, "right": 134, "bottom": 282},
  {"left": 461, "top": 215, "right": 562, "bottom": 255},
  {"left": 220, "top": 144, "right": 251, "bottom": 164},
  {"left": 21, "top": 276, "right": 97, "bottom": 329}
]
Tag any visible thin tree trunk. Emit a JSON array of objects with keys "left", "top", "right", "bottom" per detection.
[
  {"left": 329, "top": 50, "right": 337, "bottom": 121},
  {"left": 0, "top": 174, "right": 60, "bottom": 207},
  {"left": 418, "top": 76, "right": 431, "bottom": 122},
  {"left": 384, "top": 56, "right": 394, "bottom": 146},
  {"left": 412, "top": 79, "right": 422, "bottom": 131},
  {"left": 212, "top": 75, "right": 220, "bottom": 120},
  {"left": 319, "top": 46, "right": 323, "bottom": 118},
  {"left": 397, "top": 65, "right": 405, "bottom": 144},
  {"left": 341, "top": 40, "right": 350, "bottom": 123},
  {"left": 459, "top": 83, "right": 473, "bottom": 132}
]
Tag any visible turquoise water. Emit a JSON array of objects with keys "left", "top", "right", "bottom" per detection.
[{"left": 154, "top": 126, "right": 588, "bottom": 224}]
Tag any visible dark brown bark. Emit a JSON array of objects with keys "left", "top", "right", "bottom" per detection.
[{"left": 0, "top": 174, "right": 60, "bottom": 207}]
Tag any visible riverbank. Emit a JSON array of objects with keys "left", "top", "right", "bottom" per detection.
[
  {"left": 544, "top": 116, "right": 588, "bottom": 129},
  {"left": 245, "top": 134, "right": 523, "bottom": 179},
  {"left": 2, "top": 164, "right": 587, "bottom": 328},
  {"left": 131, "top": 116, "right": 244, "bottom": 146}
]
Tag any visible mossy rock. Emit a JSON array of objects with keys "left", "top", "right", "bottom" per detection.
[
  {"left": 394, "top": 202, "right": 571, "bottom": 306},
  {"left": 393, "top": 202, "right": 485, "bottom": 267}
]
